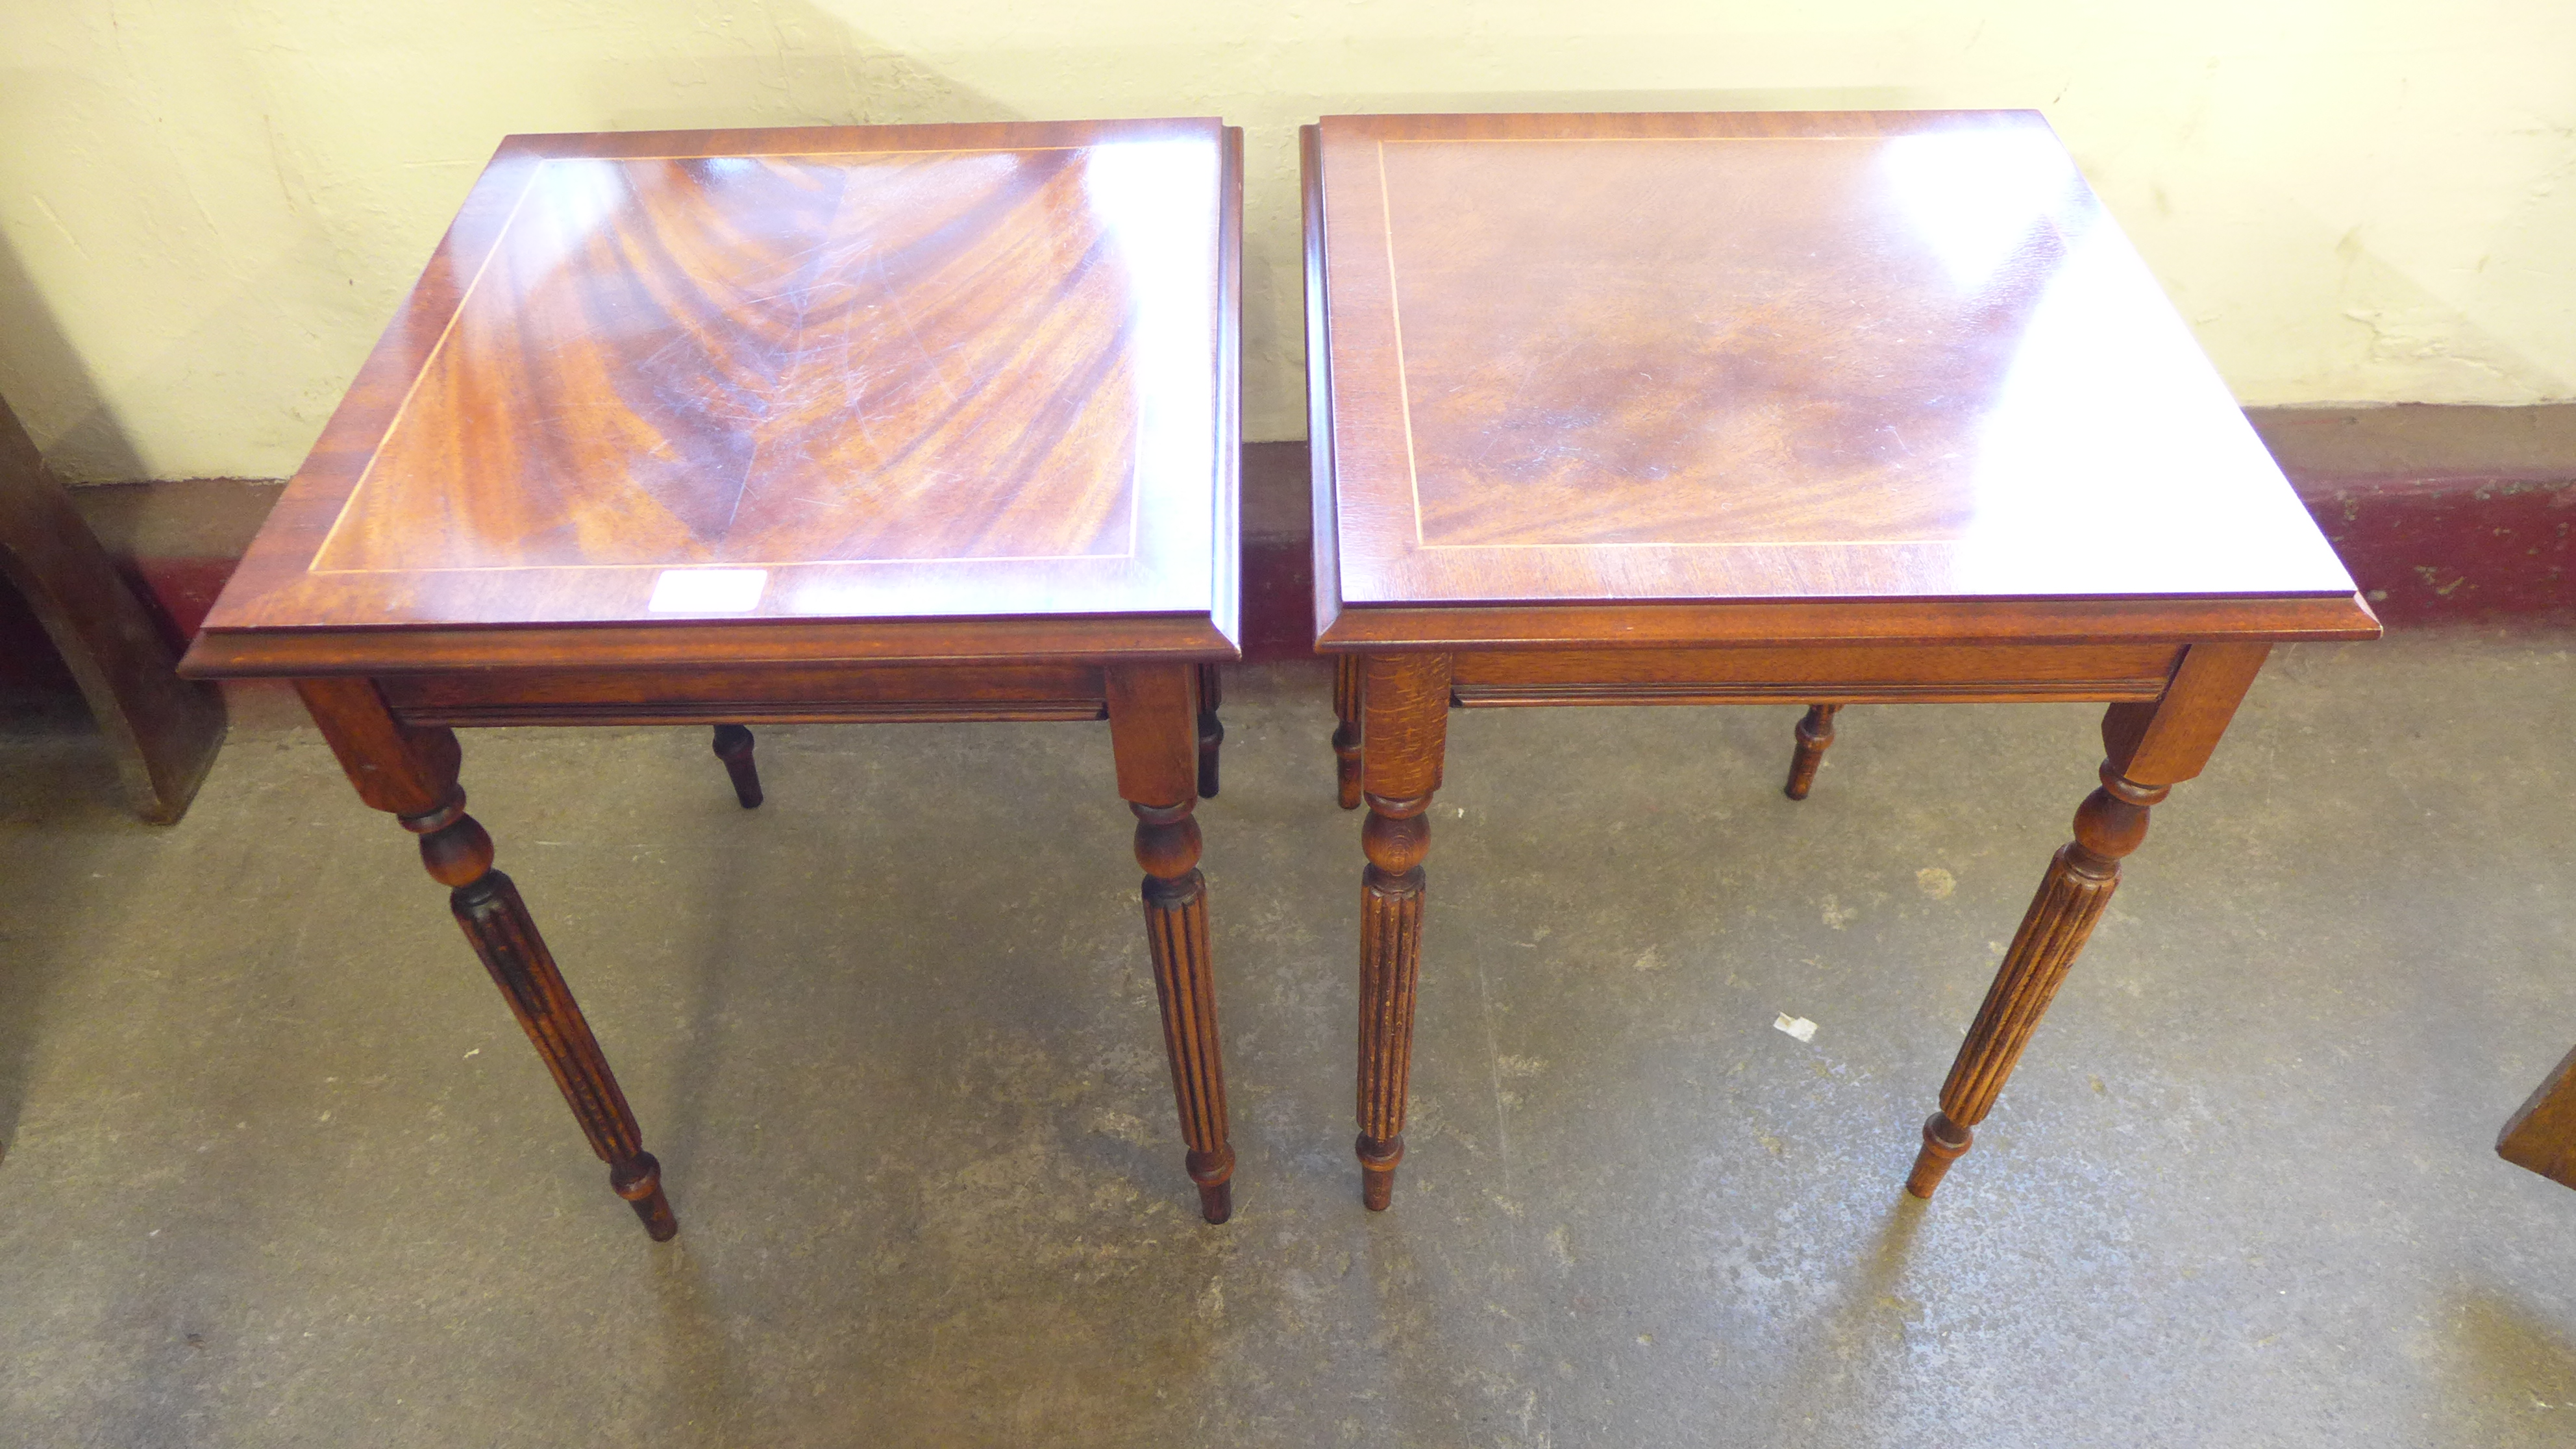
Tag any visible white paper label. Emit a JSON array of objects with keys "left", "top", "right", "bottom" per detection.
[{"left": 646, "top": 568, "right": 767, "bottom": 613}]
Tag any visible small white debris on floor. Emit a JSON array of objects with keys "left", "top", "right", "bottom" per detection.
[{"left": 1774, "top": 1013, "right": 1818, "bottom": 1043}]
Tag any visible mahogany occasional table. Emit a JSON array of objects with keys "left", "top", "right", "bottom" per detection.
[
  {"left": 1302, "top": 110, "right": 2380, "bottom": 1210},
  {"left": 182, "top": 118, "right": 1245, "bottom": 1238}
]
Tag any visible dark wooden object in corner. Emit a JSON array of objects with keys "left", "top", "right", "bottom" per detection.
[
  {"left": 2499, "top": 1044, "right": 2576, "bottom": 1189},
  {"left": 181, "top": 119, "right": 1246, "bottom": 1239},
  {"left": 1305, "top": 112, "right": 2380, "bottom": 1209},
  {"left": 0, "top": 393, "right": 224, "bottom": 821}
]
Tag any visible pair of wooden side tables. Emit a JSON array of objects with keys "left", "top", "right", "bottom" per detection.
[{"left": 182, "top": 112, "right": 2376, "bottom": 1241}]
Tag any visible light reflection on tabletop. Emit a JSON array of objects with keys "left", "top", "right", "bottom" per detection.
[{"left": 1326, "top": 115, "right": 2355, "bottom": 602}]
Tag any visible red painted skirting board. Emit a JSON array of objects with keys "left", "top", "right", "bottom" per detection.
[
  {"left": 2248, "top": 406, "right": 2574, "bottom": 626},
  {"left": 2, "top": 405, "right": 2567, "bottom": 689}
]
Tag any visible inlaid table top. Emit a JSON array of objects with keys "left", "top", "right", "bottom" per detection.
[
  {"left": 1304, "top": 110, "right": 2375, "bottom": 649},
  {"left": 192, "top": 118, "right": 1241, "bottom": 676}
]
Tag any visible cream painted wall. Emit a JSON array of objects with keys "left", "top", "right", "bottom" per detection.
[{"left": 3, "top": 1, "right": 2570, "bottom": 480}]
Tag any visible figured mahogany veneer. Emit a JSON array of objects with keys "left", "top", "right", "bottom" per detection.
[
  {"left": 183, "top": 119, "right": 1245, "bottom": 1237},
  {"left": 199, "top": 118, "right": 1237, "bottom": 666},
  {"left": 1305, "top": 111, "right": 2379, "bottom": 1211},
  {"left": 1311, "top": 110, "right": 2363, "bottom": 628}
]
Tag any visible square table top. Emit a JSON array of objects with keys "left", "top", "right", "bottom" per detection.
[
  {"left": 1304, "top": 111, "right": 2377, "bottom": 650},
  {"left": 188, "top": 118, "right": 1240, "bottom": 678}
]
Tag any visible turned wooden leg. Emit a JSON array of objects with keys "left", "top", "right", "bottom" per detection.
[
  {"left": 710, "top": 724, "right": 762, "bottom": 808},
  {"left": 1331, "top": 654, "right": 1364, "bottom": 810},
  {"left": 1134, "top": 799, "right": 1232, "bottom": 1222},
  {"left": 296, "top": 677, "right": 678, "bottom": 1240},
  {"left": 1905, "top": 643, "right": 2271, "bottom": 1198},
  {"left": 1193, "top": 662, "right": 1224, "bottom": 799},
  {"left": 1783, "top": 703, "right": 1840, "bottom": 800},
  {"left": 1905, "top": 763, "right": 2166, "bottom": 1198},
  {"left": 1352, "top": 653, "right": 1450, "bottom": 1209},
  {"left": 1357, "top": 797, "right": 1429, "bottom": 1209},
  {"left": 1107, "top": 664, "right": 1236, "bottom": 1223}
]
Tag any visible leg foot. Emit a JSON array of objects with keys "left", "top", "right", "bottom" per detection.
[
  {"left": 1357, "top": 1132, "right": 1404, "bottom": 1211},
  {"left": 1189, "top": 1146, "right": 1235, "bottom": 1224},
  {"left": 1904, "top": 1112, "right": 1972, "bottom": 1198},
  {"left": 611, "top": 1151, "right": 679, "bottom": 1241},
  {"left": 712, "top": 724, "right": 762, "bottom": 808},
  {"left": 1784, "top": 703, "right": 1840, "bottom": 800},
  {"left": 1193, "top": 663, "right": 1224, "bottom": 799}
]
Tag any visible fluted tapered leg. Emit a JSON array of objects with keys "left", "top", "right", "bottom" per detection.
[
  {"left": 1783, "top": 703, "right": 1840, "bottom": 800},
  {"left": 1351, "top": 652, "right": 1450, "bottom": 1209},
  {"left": 1907, "top": 763, "right": 2168, "bottom": 1198},
  {"left": 419, "top": 797, "right": 677, "bottom": 1239},
  {"left": 1106, "top": 662, "right": 1238, "bottom": 1223},
  {"left": 297, "top": 677, "right": 676, "bottom": 1240},
  {"left": 711, "top": 724, "right": 763, "bottom": 808},
  {"left": 1901, "top": 643, "right": 2273, "bottom": 1199},
  {"left": 1331, "top": 654, "right": 1364, "bottom": 810},
  {"left": 1135, "top": 800, "right": 1233, "bottom": 1222},
  {"left": 1193, "top": 663, "right": 1224, "bottom": 799},
  {"left": 1357, "top": 797, "right": 1429, "bottom": 1209}
]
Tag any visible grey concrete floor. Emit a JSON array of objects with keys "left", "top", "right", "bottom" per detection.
[{"left": 2, "top": 632, "right": 2573, "bottom": 1446}]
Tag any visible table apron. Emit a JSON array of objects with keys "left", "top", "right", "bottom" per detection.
[
  {"left": 1446, "top": 643, "right": 2184, "bottom": 707},
  {"left": 377, "top": 662, "right": 1110, "bottom": 728}
]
